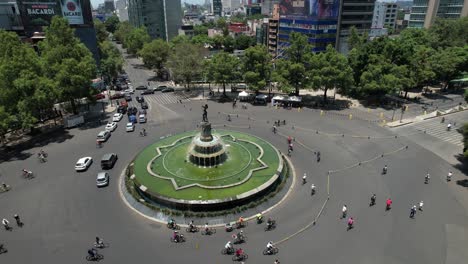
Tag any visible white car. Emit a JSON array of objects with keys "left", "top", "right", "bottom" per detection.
[
  {"left": 126, "top": 122, "right": 135, "bottom": 132},
  {"left": 105, "top": 122, "right": 117, "bottom": 132},
  {"left": 124, "top": 88, "right": 134, "bottom": 94},
  {"left": 112, "top": 113, "right": 123, "bottom": 122},
  {"left": 96, "top": 130, "right": 111, "bottom": 142},
  {"left": 96, "top": 172, "right": 110, "bottom": 187},
  {"left": 75, "top": 157, "right": 93, "bottom": 171}
]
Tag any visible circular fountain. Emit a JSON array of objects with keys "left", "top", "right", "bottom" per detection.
[{"left": 188, "top": 122, "right": 227, "bottom": 167}]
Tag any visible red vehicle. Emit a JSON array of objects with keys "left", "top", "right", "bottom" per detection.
[
  {"left": 110, "top": 93, "right": 124, "bottom": 100},
  {"left": 94, "top": 93, "right": 105, "bottom": 100}
]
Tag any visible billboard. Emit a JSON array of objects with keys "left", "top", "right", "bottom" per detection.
[
  {"left": 60, "top": 0, "right": 84, "bottom": 24},
  {"left": 18, "top": 0, "right": 62, "bottom": 29},
  {"left": 279, "top": 0, "right": 339, "bottom": 19}
]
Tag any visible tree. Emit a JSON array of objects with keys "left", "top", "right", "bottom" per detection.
[
  {"left": 193, "top": 25, "right": 208, "bottom": 36},
  {"left": 170, "top": 35, "right": 190, "bottom": 46},
  {"left": 242, "top": 45, "right": 271, "bottom": 92},
  {"left": 308, "top": 45, "right": 354, "bottom": 102},
  {"left": 94, "top": 19, "right": 108, "bottom": 43},
  {"left": 138, "top": 39, "right": 170, "bottom": 77},
  {"left": 348, "top": 26, "right": 367, "bottom": 51},
  {"left": 285, "top": 32, "right": 311, "bottom": 64},
  {"left": 223, "top": 36, "right": 235, "bottom": 52},
  {"left": 234, "top": 34, "right": 254, "bottom": 50},
  {"left": 430, "top": 46, "right": 467, "bottom": 89},
  {"left": 114, "top": 21, "right": 133, "bottom": 45},
  {"left": 167, "top": 42, "right": 204, "bottom": 90},
  {"left": 428, "top": 17, "right": 468, "bottom": 49},
  {"left": 39, "top": 17, "right": 96, "bottom": 114},
  {"left": 125, "top": 27, "right": 151, "bottom": 55},
  {"left": 104, "top": 15, "right": 120, "bottom": 33},
  {"left": 273, "top": 59, "right": 307, "bottom": 95},
  {"left": 358, "top": 55, "right": 403, "bottom": 97},
  {"left": 191, "top": 34, "right": 213, "bottom": 46},
  {"left": 100, "top": 40, "right": 124, "bottom": 83},
  {"left": 207, "top": 52, "right": 240, "bottom": 96}
]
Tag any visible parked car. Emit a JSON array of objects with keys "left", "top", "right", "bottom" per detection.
[
  {"left": 136, "top": 96, "right": 144, "bottom": 103},
  {"left": 124, "top": 94, "right": 132, "bottom": 101},
  {"left": 135, "top": 85, "right": 147, "bottom": 90},
  {"left": 126, "top": 122, "right": 135, "bottom": 132},
  {"left": 141, "top": 89, "right": 154, "bottom": 95},
  {"left": 96, "top": 172, "right": 110, "bottom": 187},
  {"left": 153, "top": 85, "right": 166, "bottom": 91},
  {"left": 117, "top": 106, "right": 127, "bottom": 114},
  {"left": 96, "top": 130, "right": 111, "bottom": 142},
  {"left": 127, "top": 106, "right": 138, "bottom": 116},
  {"left": 101, "top": 153, "right": 118, "bottom": 169},
  {"left": 110, "top": 93, "right": 124, "bottom": 99},
  {"left": 138, "top": 114, "right": 147, "bottom": 123},
  {"left": 105, "top": 122, "right": 117, "bottom": 132},
  {"left": 112, "top": 113, "right": 123, "bottom": 122},
  {"left": 94, "top": 93, "right": 105, "bottom": 100},
  {"left": 75, "top": 157, "right": 93, "bottom": 171},
  {"left": 161, "top": 87, "right": 175, "bottom": 93},
  {"left": 141, "top": 102, "right": 148, "bottom": 109}
]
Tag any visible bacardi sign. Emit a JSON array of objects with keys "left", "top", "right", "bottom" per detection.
[{"left": 61, "top": 0, "right": 83, "bottom": 25}]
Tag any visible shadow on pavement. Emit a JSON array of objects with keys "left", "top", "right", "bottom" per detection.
[{"left": 0, "top": 128, "right": 74, "bottom": 163}]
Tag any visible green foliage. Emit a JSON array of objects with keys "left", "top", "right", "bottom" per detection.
[
  {"left": 430, "top": 46, "right": 468, "bottom": 89},
  {"left": 125, "top": 27, "right": 151, "bottom": 55},
  {"left": 207, "top": 52, "right": 240, "bottom": 95},
  {"left": 167, "top": 42, "right": 204, "bottom": 89},
  {"left": 114, "top": 21, "right": 133, "bottom": 45},
  {"left": 39, "top": 17, "right": 96, "bottom": 114},
  {"left": 193, "top": 25, "right": 208, "bottom": 36},
  {"left": 94, "top": 19, "right": 108, "bottom": 43},
  {"left": 428, "top": 17, "right": 468, "bottom": 49},
  {"left": 234, "top": 34, "right": 255, "bottom": 50},
  {"left": 138, "top": 39, "right": 170, "bottom": 77},
  {"left": 285, "top": 32, "right": 311, "bottom": 64},
  {"left": 465, "top": 89, "right": 468, "bottom": 103},
  {"left": 191, "top": 34, "right": 213, "bottom": 46},
  {"left": 100, "top": 40, "right": 124, "bottom": 83},
  {"left": 273, "top": 59, "right": 306, "bottom": 95},
  {"left": 308, "top": 45, "right": 353, "bottom": 101},
  {"left": 462, "top": 123, "right": 468, "bottom": 158},
  {"left": 348, "top": 26, "right": 367, "bottom": 51},
  {"left": 242, "top": 45, "right": 271, "bottom": 91},
  {"left": 170, "top": 35, "right": 190, "bottom": 46},
  {"left": 104, "top": 15, "right": 120, "bottom": 33}
]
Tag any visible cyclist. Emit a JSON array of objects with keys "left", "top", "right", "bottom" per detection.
[
  {"left": 13, "top": 214, "right": 20, "bottom": 226},
  {"left": 189, "top": 220, "right": 195, "bottom": 231},
  {"left": 95, "top": 237, "right": 103, "bottom": 247},
  {"left": 236, "top": 230, "right": 244, "bottom": 241},
  {"left": 168, "top": 218, "right": 176, "bottom": 228},
  {"left": 173, "top": 231, "right": 179, "bottom": 242},
  {"left": 266, "top": 241, "right": 274, "bottom": 253},
  {"left": 142, "top": 128, "right": 146, "bottom": 136},
  {"left": 1, "top": 182, "right": 7, "bottom": 189},
  {"left": 370, "top": 194, "right": 376, "bottom": 206},
  {"left": 425, "top": 173, "right": 430, "bottom": 183},
  {"left": 238, "top": 216, "right": 244, "bottom": 226},
  {"left": 235, "top": 248, "right": 244, "bottom": 258},
  {"left": 274, "top": 260, "right": 280, "bottom": 264},
  {"left": 267, "top": 218, "right": 274, "bottom": 229},
  {"left": 311, "top": 184, "right": 316, "bottom": 195},
  {"left": 342, "top": 205, "right": 348, "bottom": 218},
  {"left": 225, "top": 241, "right": 233, "bottom": 251},
  {"left": 386, "top": 198, "right": 392, "bottom": 210},
  {"left": 87, "top": 248, "right": 97, "bottom": 259},
  {"left": 302, "top": 173, "right": 307, "bottom": 184},
  {"left": 256, "top": 213, "right": 263, "bottom": 223},
  {"left": 383, "top": 165, "right": 388, "bottom": 174},
  {"left": 347, "top": 217, "right": 354, "bottom": 229},
  {"left": 447, "top": 171, "right": 453, "bottom": 181},
  {"left": 204, "top": 223, "right": 209, "bottom": 233},
  {"left": 225, "top": 222, "right": 233, "bottom": 232},
  {"left": 2, "top": 218, "right": 10, "bottom": 230},
  {"left": 22, "top": 169, "right": 32, "bottom": 177}
]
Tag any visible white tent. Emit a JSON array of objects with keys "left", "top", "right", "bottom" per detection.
[{"left": 238, "top": 91, "right": 249, "bottom": 98}]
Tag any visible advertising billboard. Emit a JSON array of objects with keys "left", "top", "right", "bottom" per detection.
[
  {"left": 60, "top": 0, "right": 83, "bottom": 25},
  {"left": 18, "top": 0, "right": 62, "bottom": 29},
  {"left": 279, "top": 0, "right": 339, "bottom": 19}
]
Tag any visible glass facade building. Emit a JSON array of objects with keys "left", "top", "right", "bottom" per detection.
[{"left": 409, "top": 0, "right": 467, "bottom": 28}]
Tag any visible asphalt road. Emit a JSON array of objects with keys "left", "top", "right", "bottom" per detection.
[{"left": 1, "top": 54, "right": 467, "bottom": 264}]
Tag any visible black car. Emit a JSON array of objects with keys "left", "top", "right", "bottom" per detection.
[
  {"left": 139, "top": 109, "right": 147, "bottom": 115},
  {"left": 141, "top": 102, "right": 148, "bottom": 109},
  {"left": 161, "top": 87, "right": 175, "bottom": 93},
  {"left": 127, "top": 106, "right": 138, "bottom": 116},
  {"left": 141, "top": 89, "right": 154, "bottom": 95},
  {"left": 153, "top": 85, "right": 167, "bottom": 91},
  {"left": 135, "top": 85, "right": 147, "bottom": 90},
  {"left": 124, "top": 94, "right": 132, "bottom": 101},
  {"left": 136, "top": 96, "right": 145, "bottom": 103},
  {"left": 117, "top": 105, "right": 127, "bottom": 114}
]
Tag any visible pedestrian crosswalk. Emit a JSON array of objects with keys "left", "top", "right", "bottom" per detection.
[
  {"left": 126, "top": 93, "right": 190, "bottom": 108},
  {"left": 412, "top": 119, "right": 464, "bottom": 147}
]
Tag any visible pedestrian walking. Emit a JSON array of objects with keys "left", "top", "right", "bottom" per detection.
[
  {"left": 302, "top": 173, "right": 307, "bottom": 185},
  {"left": 410, "top": 205, "right": 417, "bottom": 218},
  {"left": 418, "top": 201, "right": 424, "bottom": 211}
]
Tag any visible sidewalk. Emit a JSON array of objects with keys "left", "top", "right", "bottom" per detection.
[{"left": 387, "top": 104, "right": 468, "bottom": 127}]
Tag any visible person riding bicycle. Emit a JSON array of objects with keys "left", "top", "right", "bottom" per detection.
[
  {"left": 370, "top": 194, "right": 376, "bottom": 205},
  {"left": 386, "top": 198, "right": 392, "bottom": 209},
  {"left": 142, "top": 128, "right": 146, "bottom": 135},
  {"left": 266, "top": 241, "right": 274, "bottom": 253},
  {"left": 173, "top": 231, "right": 180, "bottom": 242},
  {"left": 189, "top": 220, "right": 195, "bottom": 231},
  {"left": 347, "top": 217, "right": 354, "bottom": 228},
  {"left": 225, "top": 241, "right": 233, "bottom": 250},
  {"left": 236, "top": 230, "right": 244, "bottom": 241},
  {"left": 204, "top": 223, "right": 209, "bottom": 232},
  {"left": 235, "top": 248, "right": 244, "bottom": 258},
  {"left": 1, "top": 183, "right": 7, "bottom": 190},
  {"left": 2, "top": 218, "right": 9, "bottom": 229},
  {"left": 238, "top": 216, "right": 244, "bottom": 226},
  {"left": 95, "top": 237, "right": 103, "bottom": 246},
  {"left": 267, "top": 218, "right": 274, "bottom": 229},
  {"left": 88, "top": 248, "right": 97, "bottom": 259},
  {"left": 168, "top": 218, "right": 175, "bottom": 228},
  {"left": 225, "top": 222, "right": 233, "bottom": 231},
  {"left": 342, "top": 205, "right": 348, "bottom": 218},
  {"left": 447, "top": 171, "right": 453, "bottom": 181},
  {"left": 256, "top": 213, "right": 263, "bottom": 222},
  {"left": 383, "top": 165, "right": 388, "bottom": 174},
  {"left": 22, "top": 169, "right": 32, "bottom": 177}
]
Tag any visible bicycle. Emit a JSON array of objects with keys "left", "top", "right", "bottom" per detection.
[
  {"left": 93, "top": 241, "right": 109, "bottom": 249},
  {"left": 0, "top": 184, "right": 11, "bottom": 193},
  {"left": 166, "top": 222, "right": 180, "bottom": 230},
  {"left": 0, "top": 244, "right": 7, "bottom": 254},
  {"left": 22, "top": 171, "right": 34, "bottom": 179},
  {"left": 201, "top": 227, "right": 216, "bottom": 235},
  {"left": 264, "top": 220, "right": 276, "bottom": 231},
  {"left": 186, "top": 225, "right": 199, "bottom": 233},
  {"left": 37, "top": 155, "right": 47, "bottom": 163},
  {"left": 232, "top": 253, "right": 248, "bottom": 261},
  {"left": 263, "top": 247, "right": 279, "bottom": 255},
  {"left": 170, "top": 234, "right": 185, "bottom": 243},
  {"left": 233, "top": 235, "right": 247, "bottom": 244},
  {"left": 235, "top": 221, "right": 247, "bottom": 229},
  {"left": 86, "top": 253, "right": 104, "bottom": 261}
]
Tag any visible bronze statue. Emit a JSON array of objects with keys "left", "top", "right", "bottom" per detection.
[{"left": 202, "top": 104, "right": 208, "bottom": 122}]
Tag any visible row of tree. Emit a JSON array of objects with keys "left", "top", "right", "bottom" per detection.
[{"left": 0, "top": 17, "right": 97, "bottom": 138}]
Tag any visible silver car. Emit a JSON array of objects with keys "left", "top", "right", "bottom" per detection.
[{"left": 96, "top": 172, "right": 109, "bottom": 187}]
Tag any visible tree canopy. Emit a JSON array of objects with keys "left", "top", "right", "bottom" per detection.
[
  {"left": 138, "top": 39, "right": 170, "bottom": 77},
  {"left": 207, "top": 52, "right": 240, "bottom": 95},
  {"left": 167, "top": 42, "right": 204, "bottom": 89}
]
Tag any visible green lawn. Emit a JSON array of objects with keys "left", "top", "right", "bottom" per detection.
[{"left": 133, "top": 130, "right": 281, "bottom": 200}]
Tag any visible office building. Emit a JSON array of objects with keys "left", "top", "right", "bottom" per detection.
[
  {"left": 372, "top": 1, "right": 398, "bottom": 30},
  {"left": 0, "top": 0, "right": 99, "bottom": 63},
  {"left": 277, "top": 0, "right": 339, "bottom": 54},
  {"left": 336, "top": 0, "right": 376, "bottom": 53},
  {"left": 115, "top": 0, "right": 128, "bottom": 21},
  {"left": 128, "top": 0, "right": 182, "bottom": 40},
  {"left": 261, "top": 0, "right": 279, "bottom": 15},
  {"left": 211, "top": 0, "right": 222, "bottom": 16},
  {"left": 408, "top": 0, "right": 468, "bottom": 28},
  {"left": 267, "top": 3, "right": 279, "bottom": 56}
]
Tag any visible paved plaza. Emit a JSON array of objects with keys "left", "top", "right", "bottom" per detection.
[{"left": 1, "top": 53, "right": 467, "bottom": 264}]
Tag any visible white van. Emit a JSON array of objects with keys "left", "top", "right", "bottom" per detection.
[{"left": 138, "top": 114, "right": 147, "bottom": 123}]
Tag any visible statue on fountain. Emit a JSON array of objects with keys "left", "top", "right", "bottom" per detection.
[{"left": 202, "top": 104, "right": 208, "bottom": 122}]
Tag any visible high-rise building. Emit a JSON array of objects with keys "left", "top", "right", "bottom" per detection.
[
  {"left": 336, "top": 0, "right": 376, "bottom": 53},
  {"left": 211, "top": 0, "right": 222, "bottom": 16},
  {"left": 277, "top": 0, "right": 339, "bottom": 55},
  {"left": 128, "top": 0, "right": 182, "bottom": 40},
  {"left": 115, "top": 0, "right": 128, "bottom": 21},
  {"left": 408, "top": 0, "right": 468, "bottom": 28},
  {"left": 372, "top": 2, "right": 398, "bottom": 30},
  {"left": 261, "top": 0, "right": 279, "bottom": 15},
  {"left": 104, "top": 0, "right": 115, "bottom": 13}
]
